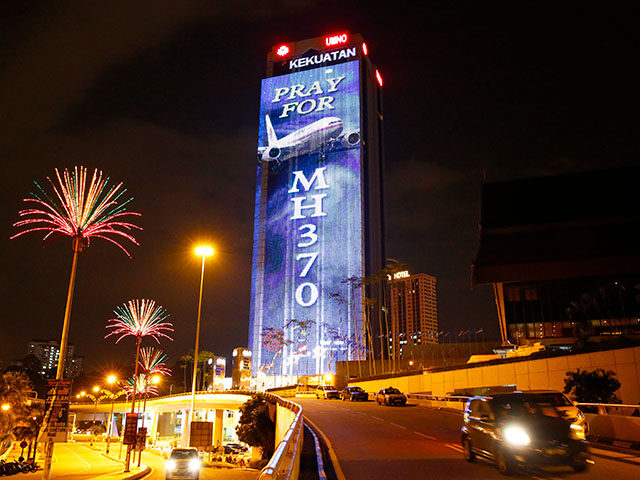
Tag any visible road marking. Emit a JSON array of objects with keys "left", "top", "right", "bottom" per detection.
[
  {"left": 414, "top": 432, "right": 437, "bottom": 440},
  {"left": 64, "top": 445, "right": 92, "bottom": 473},
  {"left": 445, "top": 443, "right": 464, "bottom": 453},
  {"left": 389, "top": 422, "right": 407, "bottom": 429},
  {"left": 371, "top": 415, "right": 384, "bottom": 421}
]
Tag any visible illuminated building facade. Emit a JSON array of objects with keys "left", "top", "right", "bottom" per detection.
[
  {"left": 248, "top": 32, "right": 385, "bottom": 382},
  {"left": 389, "top": 272, "right": 438, "bottom": 356},
  {"left": 231, "top": 348, "right": 252, "bottom": 390},
  {"left": 207, "top": 355, "right": 226, "bottom": 391}
]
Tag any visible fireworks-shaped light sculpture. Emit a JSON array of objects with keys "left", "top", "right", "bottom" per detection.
[
  {"left": 11, "top": 166, "right": 142, "bottom": 382},
  {"left": 123, "top": 374, "right": 159, "bottom": 399},
  {"left": 105, "top": 299, "right": 173, "bottom": 413},
  {"left": 106, "top": 299, "right": 172, "bottom": 472},
  {"left": 139, "top": 347, "right": 172, "bottom": 378}
]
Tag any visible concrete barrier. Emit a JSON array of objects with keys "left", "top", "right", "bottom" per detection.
[{"left": 586, "top": 414, "right": 640, "bottom": 444}]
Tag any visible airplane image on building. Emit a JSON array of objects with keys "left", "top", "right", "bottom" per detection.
[{"left": 258, "top": 114, "right": 360, "bottom": 164}]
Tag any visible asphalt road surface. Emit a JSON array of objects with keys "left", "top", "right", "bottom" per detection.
[
  {"left": 138, "top": 448, "right": 258, "bottom": 480},
  {"left": 297, "top": 398, "right": 640, "bottom": 480}
]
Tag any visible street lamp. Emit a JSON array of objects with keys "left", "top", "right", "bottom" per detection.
[
  {"left": 1, "top": 404, "right": 10, "bottom": 411},
  {"left": 90, "top": 386, "right": 101, "bottom": 447},
  {"left": 189, "top": 245, "right": 214, "bottom": 445},
  {"left": 105, "top": 375, "right": 120, "bottom": 455}
]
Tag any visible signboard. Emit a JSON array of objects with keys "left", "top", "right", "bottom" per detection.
[
  {"left": 189, "top": 421, "right": 213, "bottom": 448},
  {"left": 123, "top": 413, "right": 139, "bottom": 445},
  {"left": 44, "top": 379, "right": 72, "bottom": 443},
  {"left": 249, "top": 58, "right": 364, "bottom": 377},
  {"left": 135, "top": 427, "right": 147, "bottom": 451}
]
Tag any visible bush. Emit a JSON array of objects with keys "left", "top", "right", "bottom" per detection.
[
  {"left": 236, "top": 394, "right": 275, "bottom": 459},
  {"left": 563, "top": 368, "right": 621, "bottom": 404}
]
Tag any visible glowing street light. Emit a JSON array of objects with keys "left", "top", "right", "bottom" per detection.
[
  {"left": 1, "top": 404, "right": 10, "bottom": 411},
  {"left": 189, "top": 244, "right": 214, "bottom": 445},
  {"left": 105, "top": 374, "right": 121, "bottom": 455}
]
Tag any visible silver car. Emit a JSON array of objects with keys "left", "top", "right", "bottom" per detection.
[{"left": 165, "top": 447, "right": 201, "bottom": 480}]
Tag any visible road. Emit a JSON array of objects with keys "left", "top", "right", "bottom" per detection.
[
  {"left": 137, "top": 449, "right": 258, "bottom": 480},
  {"left": 15, "top": 442, "right": 257, "bottom": 480},
  {"left": 297, "top": 398, "right": 640, "bottom": 480}
]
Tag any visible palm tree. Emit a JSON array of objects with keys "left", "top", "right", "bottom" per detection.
[{"left": 0, "top": 372, "right": 35, "bottom": 455}]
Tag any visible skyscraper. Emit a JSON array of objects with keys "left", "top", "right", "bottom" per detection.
[
  {"left": 388, "top": 272, "right": 438, "bottom": 356},
  {"left": 248, "top": 33, "right": 385, "bottom": 384}
]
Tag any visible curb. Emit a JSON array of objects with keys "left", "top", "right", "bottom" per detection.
[
  {"left": 305, "top": 424, "right": 327, "bottom": 480},
  {"left": 304, "top": 417, "right": 346, "bottom": 480},
  {"left": 589, "top": 437, "right": 640, "bottom": 452}
]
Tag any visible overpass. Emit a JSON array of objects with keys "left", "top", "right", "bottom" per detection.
[{"left": 70, "top": 391, "right": 252, "bottom": 447}]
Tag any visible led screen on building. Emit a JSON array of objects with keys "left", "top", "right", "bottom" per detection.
[{"left": 249, "top": 59, "right": 363, "bottom": 382}]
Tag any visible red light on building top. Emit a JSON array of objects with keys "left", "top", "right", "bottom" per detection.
[
  {"left": 375, "top": 69, "right": 383, "bottom": 87},
  {"left": 276, "top": 44, "right": 290, "bottom": 57},
  {"left": 362, "top": 42, "right": 368, "bottom": 55},
  {"left": 324, "top": 33, "right": 349, "bottom": 48}
]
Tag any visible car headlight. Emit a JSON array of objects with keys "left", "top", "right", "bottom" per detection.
[
  {"left": 503, "top": 425, "right": 531, "bottom": 446},
  {"left": 166, "top": 460, "right": 176, "bottom": 472},
  {"left": 189, "top": 458, "right": 200, "bottom": 472},
  {"left": 570, "top": 423, "right": 586, "bottom": 440}
]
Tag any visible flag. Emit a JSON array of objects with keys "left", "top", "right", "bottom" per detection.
[{"left": 297, "top": 343, "right": 307, "bottom": 355}]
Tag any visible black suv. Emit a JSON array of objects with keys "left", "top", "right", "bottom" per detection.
[{"left": 461, "top": 392, "right": 590, "bottom": 475}]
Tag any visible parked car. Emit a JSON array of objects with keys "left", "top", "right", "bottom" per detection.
[
  {"left": 223, "top": 443, "right": 248, "bottom": 454},
  {"left": 165, "top": 447, "right": 201, "bottom": 480},
  {"left": 341, "top": 386, "right": 368, "bottom": 401},
  {"left": 376, "top": 387, "right": 407, "bottom": 406},
  {"left": 316, "top": 385, "right": 340, "bottom": 399},
  {"left": 460, "top": 391, "right": 590, "bottom": 475}
]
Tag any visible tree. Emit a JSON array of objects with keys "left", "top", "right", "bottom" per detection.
[
  {"left": 235, "top": 394, "right": 275, "bottom": 459},
  {"left": 563, "top": 368, "right": 621, "bottom": 404},
  {"left": 0, "top": 372, "right": 34, "bottom": 455}
]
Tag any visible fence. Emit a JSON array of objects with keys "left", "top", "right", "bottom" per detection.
[{"left": 258, "top": 393, "right": 304, "bottom": 480}]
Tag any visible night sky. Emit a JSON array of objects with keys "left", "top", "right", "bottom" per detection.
[{"left": 1, "top": 1, "right": 637, "bottom": 373}]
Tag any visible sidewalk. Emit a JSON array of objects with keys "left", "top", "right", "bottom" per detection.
[{"left": 8, "top": 442, "right": 149, "bottom": 480}]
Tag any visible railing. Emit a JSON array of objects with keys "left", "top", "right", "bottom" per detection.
[
  {"left": 576, "top": 403, "right": 640, "bottom": 416},
  {"left": 258, "top": 394, "right": 304, "bottom": 480},
  {"left": 405, "top": 393, "right": 471, "bottom": 404}
]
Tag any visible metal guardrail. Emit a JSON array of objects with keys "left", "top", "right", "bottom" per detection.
[
  {"left": 405, "top": 394, "right": 471, "bottom": 403},
  {"left": 576, "top": 402, "right": 640, "bottom": 416},
  {"left": 258, "top": 394, "right": 304, "bottom": 480}
]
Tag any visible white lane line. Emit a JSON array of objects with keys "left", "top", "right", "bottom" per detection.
[
  {"left": 445, "top": 443, "right": 464, "bottom": 453},
  {"left": 389, "top": 422, "right": 407, "bottom": 429},
  {"left": 371, "top": 415, "right": 384, "bottom": 421},
  {"left": 414, "top": 432, "right": 437, "bottom": 440},
  {"left": 63, "top": 445, "right": 92, "bottom": 473}
]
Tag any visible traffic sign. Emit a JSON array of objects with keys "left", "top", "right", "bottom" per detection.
[
  {"left": 123, "top": 413, "right": 139, "bottom": 445},
  {"left": 43, "top": 379, "right": 72, "bottom": 443}
]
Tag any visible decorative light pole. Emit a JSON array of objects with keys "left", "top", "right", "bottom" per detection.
[
  {"left": 189, "top": 245, "right": 214, "bottom": 445},
  {"left": 11, "top": 167, "right": 141, "bottom": 480},
  {"left": 105, "top": 299, "right": 173, "bottom": 472}
]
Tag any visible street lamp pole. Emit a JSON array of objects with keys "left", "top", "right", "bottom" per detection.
[
  {"left": 189, "top": 245, "right": 213, "bottom": 445},
  {"left": 106, "top": 375, "right": 117, "bottom": 455}
]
